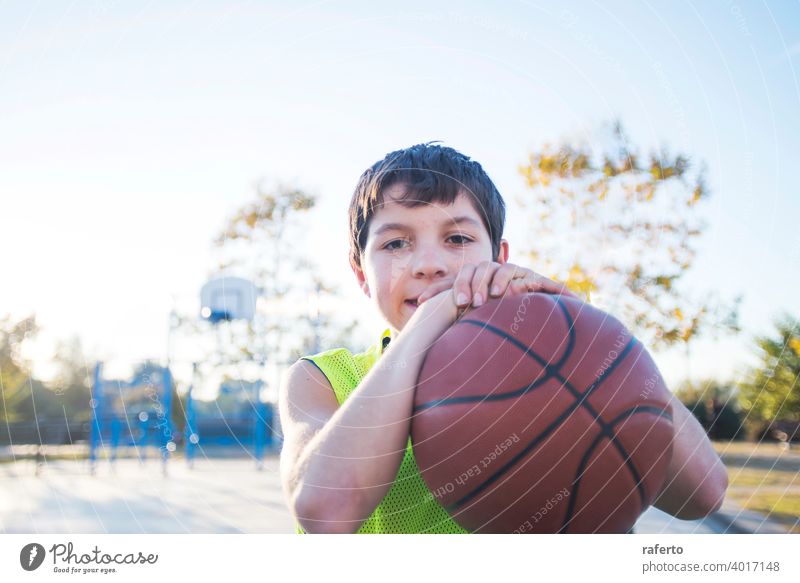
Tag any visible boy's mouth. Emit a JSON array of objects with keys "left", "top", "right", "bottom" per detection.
[{"left": 404, "top": 298, "right": 419, "bottom": 309}]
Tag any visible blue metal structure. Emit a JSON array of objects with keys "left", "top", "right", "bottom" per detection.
[
  {"left": 89, "top": 362, "right": 175, "bottom": 474},
  {"left": 183, "top": 378, "right": 275, "bottom": 469}
]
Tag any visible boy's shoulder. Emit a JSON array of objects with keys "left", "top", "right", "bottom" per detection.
[{"left": 298, "top": 329, "right": 392, "bottom": 403}]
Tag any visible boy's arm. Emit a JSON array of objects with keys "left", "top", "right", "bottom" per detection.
[
  {"left": 652, "top": 394, "right": 728, "bottom": 519},
  {"left": 279, "top": 261, "right": 583, "bottom": 533},
  {"left": 279, "top": 289, "right": 459, "bottom": 534}
]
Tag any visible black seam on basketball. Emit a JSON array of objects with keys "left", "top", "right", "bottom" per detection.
[
  {"left": 563, "top": 339, "right": 647, "bottom": 518},
  {"left": 553, "top": 296, "right": 577, "bottom": 371},
  {"left": 558, "top": 405, "right": 673, "bottom": 533},
  {"left": 558, "top": 427, "right": 609, "bottom": 533},
  {"left": 418, "top": 295, "right": 658, "bottom": 534},
  {"left": 446, "top": 395, "right": 586, "bottom": 512},
  {"left": 426, "top": 319, "right": 636, "bottom": 413},
  {"left": 549, "top": 300, "right": 647, "bottom": 492},
  {"left": 444, "top": 325, "right": 637, "bottom": 513},
  {"left": 414, "top": 374, "right": 557, "bottom": 413},
  {"left": 445, "top": 338, "right": 637, "bottom": 512},
  {"left": 459, "top": 317, "right": 559, "bottom": 367},
  {"left": 417, "top": 298, "right": 633, "bottom": 410},
  {"left": 414, "top": 296, "right": 576, "bottom": 412}
]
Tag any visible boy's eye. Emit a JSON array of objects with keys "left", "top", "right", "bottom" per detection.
[
  {"left": 448, "top": 234, "right": 472, "bottom": 245},
  {"left": 383, "top": 239, "right": 407, "bottom": 251},
  {"left": 382, "top": 235, "right": 472, "bottom": 250}
]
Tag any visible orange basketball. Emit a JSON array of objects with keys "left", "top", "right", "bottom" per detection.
[{"left": 411, "top": 292, "right": 674, "bottom": 533}]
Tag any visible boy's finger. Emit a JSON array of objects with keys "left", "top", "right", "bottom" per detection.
[
  {"left": 417, "top": 279, "right": 454, "bottom": 304},
  {"left": 453, "top": 263, "right": 477, "bottom": 307},
  {"left": 534, "top": 274, "right": 579, "bottom": 298},
  {"left": 416, "top": 287, "right": 433, "bottom": 304},
  {"left": 488, "top": 263, "right": 524, "bottom": 297},
  {"left": 522, "top": 274, "right": 579, "bottom": 299},
  {"left": 508, "top": 278, "right": 530, "bottom": 296},
  {"left": 557, "top": 285, "right": 580, "bottom": 299},
  {"left": 470, "top": 261, "right": 497, "bottom": 307}
]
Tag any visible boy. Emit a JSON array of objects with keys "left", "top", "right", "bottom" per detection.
[{"left": 278, "top": 143, "right": 728, "bottom": 534}]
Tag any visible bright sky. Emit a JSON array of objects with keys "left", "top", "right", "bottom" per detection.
[{"left": 1, "top": 1, "right": 799, "bottom": 393}]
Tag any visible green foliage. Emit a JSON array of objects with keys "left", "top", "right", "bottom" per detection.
[
  {"left": 187, "top": 181, "right": 323, "bottom": 369},
  {"left": 738, "top": 315, "right": 800, "bottom": 429},
  {"left": 44, "top": 337, "right": 93, "bottom": 422},
  {"left": 1, "top": 320, "right": 93, "bottom": 429},
  {"left": 517, "top": 121, "right": 739, "bottom": 350},
  {"left": 205, "top": 181, "right": 359, "bottom": 372},
  {"left": 214, "top": 183, "right": 316, "bottom": 245},
  {"left": 3, "top": 330, "right": 94, "bottom": 426},
  {"left": 0, "top": 315, "right": 38, "bottom": 423}
]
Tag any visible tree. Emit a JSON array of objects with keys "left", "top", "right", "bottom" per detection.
[
  {"left": 0, "top": 314, "right": 38, "bottom": 424},
  {"left": 1, "top": 322, "right": 99, "bottom": 446},
  {"left": 198, "top": 180, "right": 358, "bottom": 397},
  {"left": 738, "top": 315, "right": 800, "bottom": 435},
  {"left": 9, "top": 336, "right": 93, "bottom": 429},
  {"left": 44, "top": 336, "right": 93, "bottom": 423},
  {"left": 517, "top": 121, "right": 739, "bottom": 350}
]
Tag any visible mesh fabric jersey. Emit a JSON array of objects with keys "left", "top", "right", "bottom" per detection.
[{"left": 296, "top": 328, "right": 468, "bottom": 534}]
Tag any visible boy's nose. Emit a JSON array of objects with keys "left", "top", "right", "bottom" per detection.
[{"left": 410, "top": 249, "right": 448, "bottom": 279}]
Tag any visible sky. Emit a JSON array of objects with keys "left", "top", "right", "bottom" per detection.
[{"left": 1, "top": 0, "right": 799, "bottom": 396}]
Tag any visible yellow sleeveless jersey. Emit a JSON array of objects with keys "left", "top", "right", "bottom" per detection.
[{"left": 296, "top": 328, "right": 468, "bottom": 534}]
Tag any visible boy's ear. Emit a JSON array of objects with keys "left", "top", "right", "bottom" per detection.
[
  {"left": 352, "top": 262, "right": 371, "bottom": 298},
  {"left": 496, "top": 239, "right": 510, "bottom": 264}
]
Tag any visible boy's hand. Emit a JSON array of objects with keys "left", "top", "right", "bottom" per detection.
[{"left": 416, "top": 261, "right": 578, "bottom": 309}]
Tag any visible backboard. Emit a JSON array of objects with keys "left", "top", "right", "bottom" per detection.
[{"left": 200, "top": 276, "right": 257, "bottom": 323}]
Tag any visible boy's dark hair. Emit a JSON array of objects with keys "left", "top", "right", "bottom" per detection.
[{"left": 348, "top": 142, "right": 506, "bottom": 270}]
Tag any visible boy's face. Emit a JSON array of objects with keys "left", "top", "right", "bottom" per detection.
[{"left": 353, "top": 183, "right": 509, "bottom": 333}]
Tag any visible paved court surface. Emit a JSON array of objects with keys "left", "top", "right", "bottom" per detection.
[
  {"left": 1, "top": 455, "right": 295, "bottom": 534},
  {"left": 0, "top": 454, "right": 785, "bottom": 534}
]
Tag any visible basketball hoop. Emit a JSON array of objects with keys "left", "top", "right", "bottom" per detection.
[{"left": 200, "top": 277, "right": 256, "bottom": 323}]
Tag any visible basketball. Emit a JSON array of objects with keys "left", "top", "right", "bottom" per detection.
[{"left": 411, "top": 292, "right": 674, "bottom": 533}]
